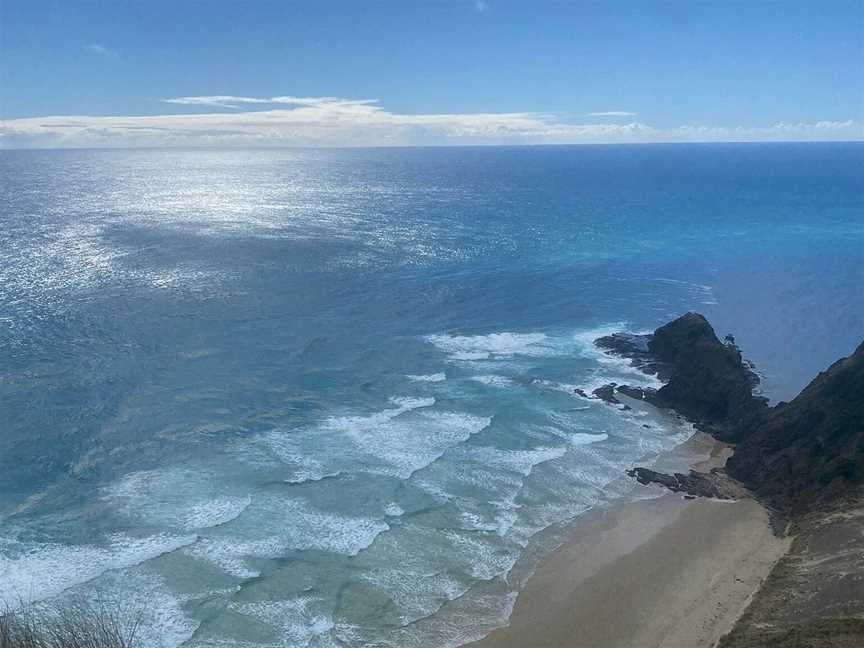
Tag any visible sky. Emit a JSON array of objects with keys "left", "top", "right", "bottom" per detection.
[{"left": 1, "top": 0, "right": 862, "bottom": 148}]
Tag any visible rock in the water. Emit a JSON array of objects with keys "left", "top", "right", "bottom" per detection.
[
  {"left": 594, "top": 332, "right": 667, "bottom": 377},
  {"left": 592, "top": 383, "right": 620, "bottom": 404}
]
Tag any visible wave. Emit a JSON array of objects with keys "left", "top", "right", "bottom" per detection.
[
  {"left": 103, "top": 467, "right": 251, "bottom": 531},
  {"left": 352, "top": 411, "right": 492, "bottom": 479},
  {"left": 407, "top": 372, "right": 447, "bottom": 382},
  {"left": 0, "top": 533, "right": 196, "bottom": 607},
  {"left": 265, "top": 397, "right": 489, "bottom": 481},
  {"left": 426, "top": 332, "right": 553, "bottom": 361},
  {"left": 470, "top": 374, "right": 515, "bottom": 388},
  {"left": 654, "top": 277, "right": 719, "bottom": 305},
  {"left": 569, "top": 432, "right": 610, "bottom": 445},
  {"left": 283, "top": 470, "right": 344, "bottom": 485},
  {"left": 225, "top": 597, "right": 335, "bottom": 648},
  {"left": 185, "top": 494, "right": 391, "bottom": 582},
  {"left": 179, "top": 496, "right": 252, "bottom": 531},
  {"left": 462, "top": 445, "right": 569, "bottom": 478},
  {"left": 184, "top": 535, "right": 286, "bottom": 579}
]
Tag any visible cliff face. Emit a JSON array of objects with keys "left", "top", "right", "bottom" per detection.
[
  {"left": 647, "top": 313, "right": 768, "bottom": 439},
  {"left": 597, "top": 313, "right": 864, "bottom": 517},
  {"left": 727, "top": 341, "right": 864, "bottom": 515},
  {"left": 596, "top": 312, "right": 768, "bottom": 440}
]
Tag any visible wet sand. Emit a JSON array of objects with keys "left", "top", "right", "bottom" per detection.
[{"left": 469, "top": 442, "right": 790, "bottom": 648}]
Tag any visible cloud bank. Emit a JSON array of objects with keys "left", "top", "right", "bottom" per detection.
[
  {"left": 1, "top": 95, "right": 861, "bottom": 148},
  {"left": 586, "top": 111, "right": 637, "bottom": 117}
]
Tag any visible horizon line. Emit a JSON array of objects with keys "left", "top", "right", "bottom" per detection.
[{"left": 3, "top": 139, "right": 864, "bottom": 152}]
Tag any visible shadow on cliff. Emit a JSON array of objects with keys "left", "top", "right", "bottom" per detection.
[{"left": 594, "top": 312, "right": 863, "bottom": 519}]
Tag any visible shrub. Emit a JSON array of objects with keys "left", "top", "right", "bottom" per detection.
[{"left": 0, "top": 599, "right": 142, "bottom": 648}]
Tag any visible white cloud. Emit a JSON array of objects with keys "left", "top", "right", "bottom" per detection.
[
  {"left": 87, "top": 43, "right": 119, "bottom": 58},
  {"left": 162, "top": 96, "right": 270, "bottom": 109},
  {"left": 586, "top": 111, "right": 637, "bottom": 117},
  {"left": 161, "top": 95, "right": 377, "bottom": 109},
  {"left": 1, "top": 95, "right": 861, "bottom": 148}
]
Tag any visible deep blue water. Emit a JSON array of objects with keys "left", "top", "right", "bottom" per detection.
[{"left": 1, "top": 144, "right": 862, "bottom": 646}]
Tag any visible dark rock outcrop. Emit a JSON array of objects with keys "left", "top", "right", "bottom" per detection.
[
  {"left": 601, "top": 312, "right": 864, "bottom": 518},
  {"left": 646, "top": 313, "right": 768, "bottom": 441},
  {"left": 627, "top": 467, "right": 746, "bottom": 500},
  {"left": 596, "top": 313, "right": 768, "bottom": 441},
  {"left": 591, "top": 383, "right": 620, "bottom": 405},
  {"left": 594, "top": 332, "right": 664, "bottom": 377},
  {"left": 726, "top": 341, "right": 864, "bottom": 516},
  {"left": 615, "top": 384, "right": 658, "bottom": 402}
]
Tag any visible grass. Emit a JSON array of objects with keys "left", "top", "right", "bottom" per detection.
[{"left": 0, "top": 599, "right": 142, "bottom": 648}]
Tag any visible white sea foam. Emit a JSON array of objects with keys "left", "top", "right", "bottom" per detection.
[
  {"left": 654, "top": 277, "right": 719, "bottom": 305},
  {"left": 407, "top": 372, "right": 446, "bottom": 382},
  {"left": 360, "top": 566, "right": 467, "bottom": 627},
  {"left": 470, "top": 374, "right": 514, "bottom": 388},
  {"left": 104, "top": 467, "right": 251, "bottom": 531},
  {"left": 441, "top": 529, "right": 519, "bottom": 581},
  {"left": 194, "top": 494, "right": 390, "bottom": 568},
  {"left": 228, "top": 597, "right": 334, "bottom": 647},
  {"left": 571, "top": 323, "right": 630, "bottom": 353},
  {"left": 389, "top": 396, "right": 437, "bottom": 409},
  {"left": 570, "top": 322, "right": 667, "bottom": 391},
  {"left": 319, "top": 396, "right": 436, "bottom": 441},
  {"left": 532, "top": 378, "right": 583, "bottom": 396},
  {"left": 186, "top": 503, "right": 388, "bottom": 579},
  {"left": 180, "top": 496, "right": 252, "bottom": 530},
  {"left": 569, "top": 432, "right": 609, "bottom": 445},
  {"left": 264, "top": 396, "right": 441, "bottom": 479},
  {"left": 347, "top": 411, "right": 493, "bottom": 478},
  {"left": 184, "top": 536, "right": 286, "bottom": 579},
  {"left": 268, "top": 398, "right": 489, "bottom": 480},
  {"left": 414, "top": 443, "right": 570, "bottom": 538},
  {"left": 594, "top": 352, "right": 664, "bottom": 388},
  {"left": 71, "top": 571, "right": 200, "bottom": 648},
  {"left": 464, "top": 445, "right": 568, "bottom": 477},
  {"left": 433, "top": 590, "right": 519, "bottom": 648},
  {"left": 0, "top": 533, "right": 196, "bottom": 607},
  {"left": 384, "top": 502, "right": 405, "bottom": 517},
  {"left": 274, "top": 498, "right": 390, "bottom": 555},
  {"left": 426, "top": 332, "right": 553, "bottom": 361},
  {"left": 283, "top": 470, "right": 343, "bottom": 485}
]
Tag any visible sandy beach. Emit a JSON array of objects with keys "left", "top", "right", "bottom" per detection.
[{"left": 469, "top": 440, "right": 791, "bottom": 648}]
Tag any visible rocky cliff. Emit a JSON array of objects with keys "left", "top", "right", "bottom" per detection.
[
  {"left": 727, "top": 340, "right": 864, "bottom": 516},
  {"left": 596, "top": 312, "right": 863, "bottom": 517}
]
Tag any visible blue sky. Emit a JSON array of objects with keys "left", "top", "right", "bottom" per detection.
[{"left": 1, "top": 1, "right": 862, "bottom": 147}]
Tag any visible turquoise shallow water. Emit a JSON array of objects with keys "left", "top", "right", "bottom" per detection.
[{"left": 1, "top": 144, "right": 862, "bottom": 646}]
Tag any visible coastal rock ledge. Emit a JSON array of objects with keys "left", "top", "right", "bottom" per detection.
[{"left": 597, "top": 312, "right": 864, "bottom": 648}]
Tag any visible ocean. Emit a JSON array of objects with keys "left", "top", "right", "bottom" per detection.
[{"left": 1, "top": 143, "right": 862, "bottom": 646}]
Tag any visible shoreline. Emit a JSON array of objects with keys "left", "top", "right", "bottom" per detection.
[{"left": 468, "top": 435, "right": 790, "bottom": 648}]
